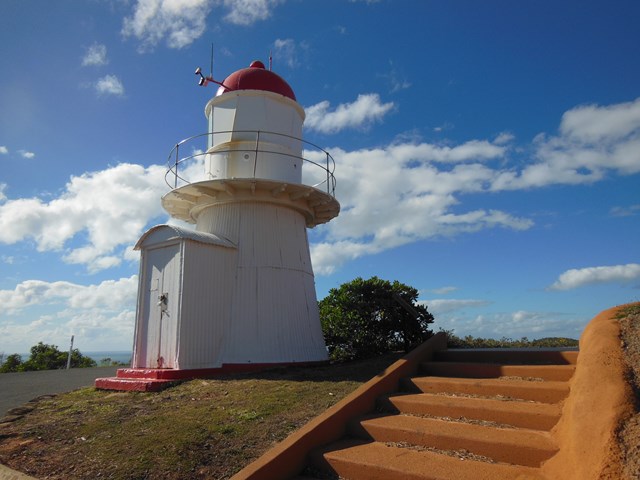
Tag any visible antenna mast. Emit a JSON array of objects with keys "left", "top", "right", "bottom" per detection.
[
  {"left": 210, "top": 43, "right": 214, "bottom": 78},
  {"left": 194, "top": 44, "right": 229, "bottom": 89}
]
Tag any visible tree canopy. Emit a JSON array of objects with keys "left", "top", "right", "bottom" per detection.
[
  {"left": 319, "top": 276, "right": 434, "bottom": 362},
  {"left": 0, "top": 342, "right": 97, "bottom": 373}
]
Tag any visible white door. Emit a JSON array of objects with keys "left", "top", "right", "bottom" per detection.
[{"left": 141, "top": 243, "right": 181, "bottom": 368}]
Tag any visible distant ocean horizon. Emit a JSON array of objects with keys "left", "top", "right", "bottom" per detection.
[
  {"left": 85, "top": 351, "right": 133, "bottom": 365},
  {"left": 7, "top": 350, "right": 133, "bottom": 366}
]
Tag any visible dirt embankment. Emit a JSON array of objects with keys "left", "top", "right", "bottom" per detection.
[
  {"left": 542, "top": 303, "right": 640, "bottom": 480},
  {"left": 617, "top": 305, "right": 640, "bottom": 478}
]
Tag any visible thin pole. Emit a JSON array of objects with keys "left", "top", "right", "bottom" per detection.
[
  {"left": 66, "top": 335, "right": 74, "bottom": 370},
  {"left": 175, "top": 144, "right": 179, "bottom": 188},
  {"left": 210, "top": 43, "right": 214, "bottom": 78}
]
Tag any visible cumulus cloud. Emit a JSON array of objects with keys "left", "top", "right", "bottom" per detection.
[
  {"left": 273, "top": 38, "right": 304, "bottom": 69},
  {"left": 308, "top": 138, "right": 530, "bottom": 275},
  {"left": 0, "top": 146, "right": 8, "bottom": 154},
  {"left": 491, "top": 97, "right": 640, "bottom": 190},
  {"left": 549, "top": 263, "right": 640, "bottom": 291},
  {"left": 95, "top": 75, "right": 125, "bottom": 96},
  {"left": 610, "top": 204, "right": 640, "bottom": 217},
  {"left": 122, "top": 0, "right": 282, "bottom": 51},
  {"left": 1, "top": 276, "right": 137, "bottom": 315},
  {"left": 425, "top": 298, "right": 491, "bottom": 314},
  {"left": 305, "top": 94, "right": 395, "bottom": 134},
  {"left": 223, "top": 0, "right": 283, "bottom": 25},
  {"left": 435, "top": 309, "right": 586, "bottom": 340},
  {"left": 427, "top": 286, "right": 458, "bottom": 295},
  {"left": 0, "top": 276, "right": 138, "bottom": 351},
  {"left": 82, "top": 43, "right": 108, "bottom": 66},
  {"left": 122, "top": 0, "right": 212, "bottom": 51},
  {"left": 559, "top": 98, "right": 640, "bottom": 143},
  {"left": 308, "top": 96, "right": 640, "bottom": 275},
  {"left": 0, "top": 163, "right": 167, "bottom": 272},
  {"left": 19, "top": 150, "right": 35, "bottom": 159},
  {"left": 2, "top": 97, "right": 638, "bottom": 279}
]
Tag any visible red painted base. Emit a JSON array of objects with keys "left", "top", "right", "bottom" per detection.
[{"left": 94, "top": 361, "right": 326, "bottom": 392}]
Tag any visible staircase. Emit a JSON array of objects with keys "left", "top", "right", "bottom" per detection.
[{"left": 299, "top": 348, "right": 577, "bottom": 480}]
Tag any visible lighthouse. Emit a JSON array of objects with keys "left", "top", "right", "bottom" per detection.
[{"left": 97, "top": 60, "right": 339, "bottom": 390}]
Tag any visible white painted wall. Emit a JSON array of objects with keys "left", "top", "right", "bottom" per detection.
[{"left": 205, "top": 91, "right": 305, "bottom": 184}]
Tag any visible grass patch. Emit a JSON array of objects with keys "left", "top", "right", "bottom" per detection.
[
  {"left": 616, "top": 302, "right": 640, "bottom": 319},
  {"left": 0, "top": 353, "right": 403, "bottom": 480}
]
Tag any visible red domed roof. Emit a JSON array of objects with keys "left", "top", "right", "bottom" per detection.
[{"left": 216, "top": 61, "right": 296, "bottom": 101}]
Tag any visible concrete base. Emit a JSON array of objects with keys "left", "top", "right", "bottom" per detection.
[{"left": 94, "top": 361, "right": 327, "bottom": 392}]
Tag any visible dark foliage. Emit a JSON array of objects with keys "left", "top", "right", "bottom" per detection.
[
  {"left": 0, "top": 342, "right": 96, "bottom": 373},
  {"left": 440, "top": 329, "right": 579, "bottom": 349},
  {"left": 319, "top": 276, "right": 434, "bottom": 362}
]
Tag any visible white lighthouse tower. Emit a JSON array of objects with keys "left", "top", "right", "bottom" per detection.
[{"left": 97, "top": 60, "right": 339, "bottom": 390}]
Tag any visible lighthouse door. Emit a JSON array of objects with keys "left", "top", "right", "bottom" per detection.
[{"left": 142, "top": 243, "right": 181, "bottom": 369}]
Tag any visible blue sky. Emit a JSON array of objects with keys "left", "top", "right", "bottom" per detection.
[{"left": 1, "top": 0, "right": 639, "bottom": 354}]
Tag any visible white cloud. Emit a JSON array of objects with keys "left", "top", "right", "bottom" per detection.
[
  {"left": 0, "top": 146, "right": 8, "bottom": 154},
  {"left": 122, "top": 0, "right": 282, "bottom": 51},
  {"left": 0, "top": 276, "right": 138, "bottom": 352},
  {"left": 610, "top": 204, "right": 640, "bottom": 217},
  {"left": 309, "top": 139, "right": 531, "bottom": 275},
  {"left": 559, "top": 98, "right": 640, "bottom": 143},
  {"left": 0, "top": 163, "right": 167, "bottom": 272},
  {"left": 273, "top": 38, "right": 301, "bottom": 69},
  {"left": 122, "top": 0, "right": 213, "bottom": 51},
  {"left": 308, "top": 97, "right": 640, "bottom": 275},
  {"left": 433, "top": 122, "right": 453, "bottom": 133},
  {"left": 491, "top": 97, "right": 640, "bottom": 190},
  {"left": 82, "top": 43, "right": 108, "bottom": 66},
  {"left": 2, "top": 97, "right": 637, "bottom": 280},
  {"left": 19, "top": 150, "right": 35, "bottom": 159},
  {"left": 493, "top": 132, "right": 515, "bottom": 145},
  {"left": 427, "top": 286, "right": 458, "bottom": 295},
  {"left": 435, "top": 309, "right": 586, "bottom": 340},
  {"left": 0, "top": 276, "right": 137, "bottom": 315},
  {"left": 380, "top": 63, "right": 412, "bottom": 93},
  {"left": 549, "top": 263, "right": 640, "bottom": 291},
  {"left": 223, "top": 0, "right": 283, "bottom": 25},
  {"left": 425, "top": 298, "right": 491, "bottom": 314},
  {"left": 305, "top": 94, "right": 395, "bottom": 134},
  {"left": 95, "top": 75, "right": 125, "bottom": 96}
]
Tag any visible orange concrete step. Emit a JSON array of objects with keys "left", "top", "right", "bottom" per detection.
[
  {"left": 348, "top": 414, "right": 557, "bottom": 467},
  {"left": 434, "top": 349, "right": 578, "bottom": 365},
  {"left": 403, "top": 376, "right": 570, "bottom": 403},
  {"left": 422, "top": 361, "right": 576, "bottom": 381},
  {"left": 379, "top": 393, "right": 562, "bottom": 430},
  {"left": 310, "top": 438, "right": 546, "bottom": 480}
]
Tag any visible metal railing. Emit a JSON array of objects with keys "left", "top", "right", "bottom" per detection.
[{"left": 165, "top": 130, "right": 336, "bottom": 196}]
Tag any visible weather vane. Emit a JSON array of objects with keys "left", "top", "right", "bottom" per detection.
[
  {"left": 194, "top": 44, "right": 227, "bottom": 88},
  {"left": 195, "top": 44, "right": 273, "bottom": 88}
]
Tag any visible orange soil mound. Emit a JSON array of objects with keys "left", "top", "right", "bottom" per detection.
[{"left": 542, "top": 305, "right": 635, "bottom": 480}]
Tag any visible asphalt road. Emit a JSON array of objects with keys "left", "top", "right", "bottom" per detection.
[{"left": 0, "top": 367, "right": 119, "bottom": 417}]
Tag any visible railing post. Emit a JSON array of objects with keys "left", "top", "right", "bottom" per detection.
[
  {"left": 174, "top": 144, "right": 179, "bottom": 189},
  {"left": 326, "top": 152, "right": 330, "bottom": 194}
]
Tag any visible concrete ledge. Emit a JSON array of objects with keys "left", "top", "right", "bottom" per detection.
[{"left": 230, "top": 332, "right": 448, "bottom": 480}]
